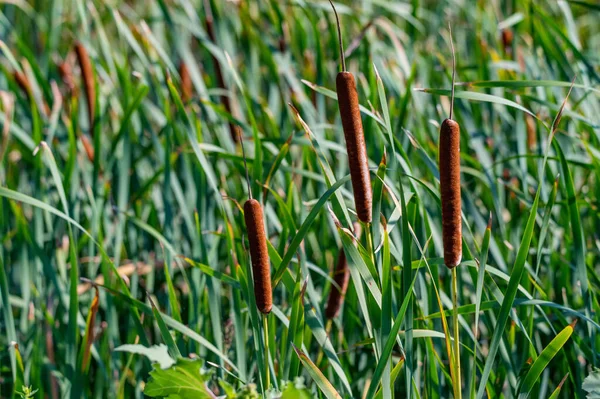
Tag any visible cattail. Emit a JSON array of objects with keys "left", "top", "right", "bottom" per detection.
[
  {"left": 179, "top": 61, "right": 193, "bottom": 103},
  {"left": 325, "top": 223, "right": 361, "bottom": 319},
  {"left": 80, "top": 134, "right": 95, "bottom": 163},
  {"left": 501, "top": 29, "right": 514, "bottom": 56},
  {"left": 438, "top": 24, "right": 462, "bottom": 269},
  {"left": 244, "top": 199, "right": 272, "bottom": 314},
  {"left": 330, "top": 1, "right": 372, "bottom": 224},
  {"left": 13, "top": 70, "right": 50, "bottom": 115},
  {"left": 525, "top": 114, "right": 536, "bottom": 150},
  {"left": 75, "top": 42, "right": 95, "bottom": 132},
  {"left": 204, "top": 0, "right": 237, "bottom": 142},
  {"left": 58, "top": 59, "right": 77, "bottom": 96},
  {"left": 13, "top": 71, "right": 32, "bottom": 100},
  {"left": 439, "top": 118, "right": 462, "bottom": 268}
]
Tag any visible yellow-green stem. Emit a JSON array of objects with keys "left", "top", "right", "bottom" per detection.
[
  {"left": 363, "top": 222, "right": 375, "bottom": 266},
  {"left": 452, "top": 267, "right": 462, "bottom": 399},
  {"left": 263, "top": 314, "right": 271, "bottom": 390},
  {"left": 316, "top": 319, "right": 333, "bottom": 367}
]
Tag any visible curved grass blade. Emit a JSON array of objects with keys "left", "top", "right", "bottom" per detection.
[
  {"left": 476, "top": 188, "right": 541, "bottom": 398},
  {"left": 272, "top": 174, "right": 351, "bottom": 288},
  {"left": 517, "top": 322, "right": 575, "bottom": 398},
  {"left": 416, "top": 88, "right": 538, "bottom": 119},
  {"left": 548, "top": 374, "right": 569, "bottom": 399},
  {"left": 458, "top": 80, "right": 600, "bottom": 95},
  {"left": 365, "top": 253, "right": 421, "bottom": 399},
  {"left": 148, "top": 295, "right": 181, "bottom": 359},
  {"left": 292, "top": 344, "right": 342, "bottom": 399},
  {"left": 100, "top": 284, "right": 238, "bottom": 373},
  {"left": 0, "top": 255, "right": 17, "bottom": 385},
  {"left": 183, "top": 258, "right": 240, "bottom": 288}
]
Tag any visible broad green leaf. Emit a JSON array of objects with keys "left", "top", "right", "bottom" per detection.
[{"left": 144, "top": 358, "right": 213, "bottom": 398}]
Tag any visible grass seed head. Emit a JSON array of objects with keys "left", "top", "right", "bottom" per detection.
[
  {"left": 244, "top": 199, "right": 272, "bottom": 314},
  {"left": 439, "top": 118, "right": 462, "bottom": 268}
]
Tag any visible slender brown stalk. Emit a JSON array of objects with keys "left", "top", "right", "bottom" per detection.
[
  {"left": 179, "top": 61, "right": 193, "bottom": 103},
  {"left": 330, "top": 1, "right": 372, "bottom": 224},
  {"left": 75, "top": 42, "right": 95, "bottom": 133},
  {"left": 244, "top": 199, "right": 272, "bottom": 314},
  {"left": 325, "top": 223, "right": 361, "bottom": 319}
]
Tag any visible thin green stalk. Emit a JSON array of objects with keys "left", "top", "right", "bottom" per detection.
[
  {"left": 363, "top": 222, "right": 375, "bottom": 266},
  {"left": 263, "top": 314, "right": 271, "bottom": 390},
  {"left": 452, "top": 267, "right": 461, "bottom": 399}
]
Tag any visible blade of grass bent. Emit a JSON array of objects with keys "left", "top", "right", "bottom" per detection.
[
  {"left": 517, "top": 322, "right": 575, "bottom": 398},
  {"left": 476, "top": 188, "right": 541, "bottom": 398}
]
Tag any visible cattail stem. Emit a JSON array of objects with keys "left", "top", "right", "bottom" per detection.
[
  {"left": 239, "top": 131, "right": 252, "bottom": 199},
  {"left": 363, "top": 221, "right": 375, "bottom": 266},
  {"left": 263, "top": 314, "right": 271, "bottom": 390},
  {"left": 452, "top": 267, "right": 461, "bottom": 399},
  {"left": 448, "top": 23, "right": 456, "bottom": 120},
  {"left": 329, "top": 0, "right": 346, "bottom": 71},
  {"left": 316, "top": 318, "right": 334, "bottom": 368}
]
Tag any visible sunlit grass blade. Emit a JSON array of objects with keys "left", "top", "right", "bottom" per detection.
[
  {"left": 272, "top": 175, "right": 351, "bottom": 288},
  {"left": 292, "top": 344, "right": 342, "bottom": 399},
  {"left": 517, "top": 322, "right": 575, "bottom": 397},
  {"left": 476, "top": 188, "right": 541, "bottom": 398}
]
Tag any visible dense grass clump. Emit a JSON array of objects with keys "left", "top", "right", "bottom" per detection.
[{"left": 0, "top": 1, "right": 599, "bottom": 398}]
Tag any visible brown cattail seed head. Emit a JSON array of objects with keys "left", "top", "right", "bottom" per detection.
[
  {"left": 325, "top": 250, "right": 349, "bottom": 319},
  {"left": 80, "top": 134, "right": 95, "bottom": 163},
  {"left": 13, "top": 71, "right": 31, "bottom": 99},
  {"left": 75, "top": 42, "right": 95, "bottom": 132},
  {"left": 244, "top": 199, "right": 272, "bottom": 314},
  {"left": 325, "top": 223, "right": 361, "bottom": 319},
  {"left": 58, "top": 60, "right": 77, "bottom": 95},
  {"left": 179, "top": 61, "right": 193, "bottom": 103},
  {"left": 439, "top": 119, "right": 462, "bottom": 268},
  {"left": 336, "top": 71, "right": 372, "bottom": 223},
  {"left": 501, "top": 29, "right": 514, "bottom": 55},
  {"left": 525, "top": 114, "right": 536, "bottom": 151}
]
